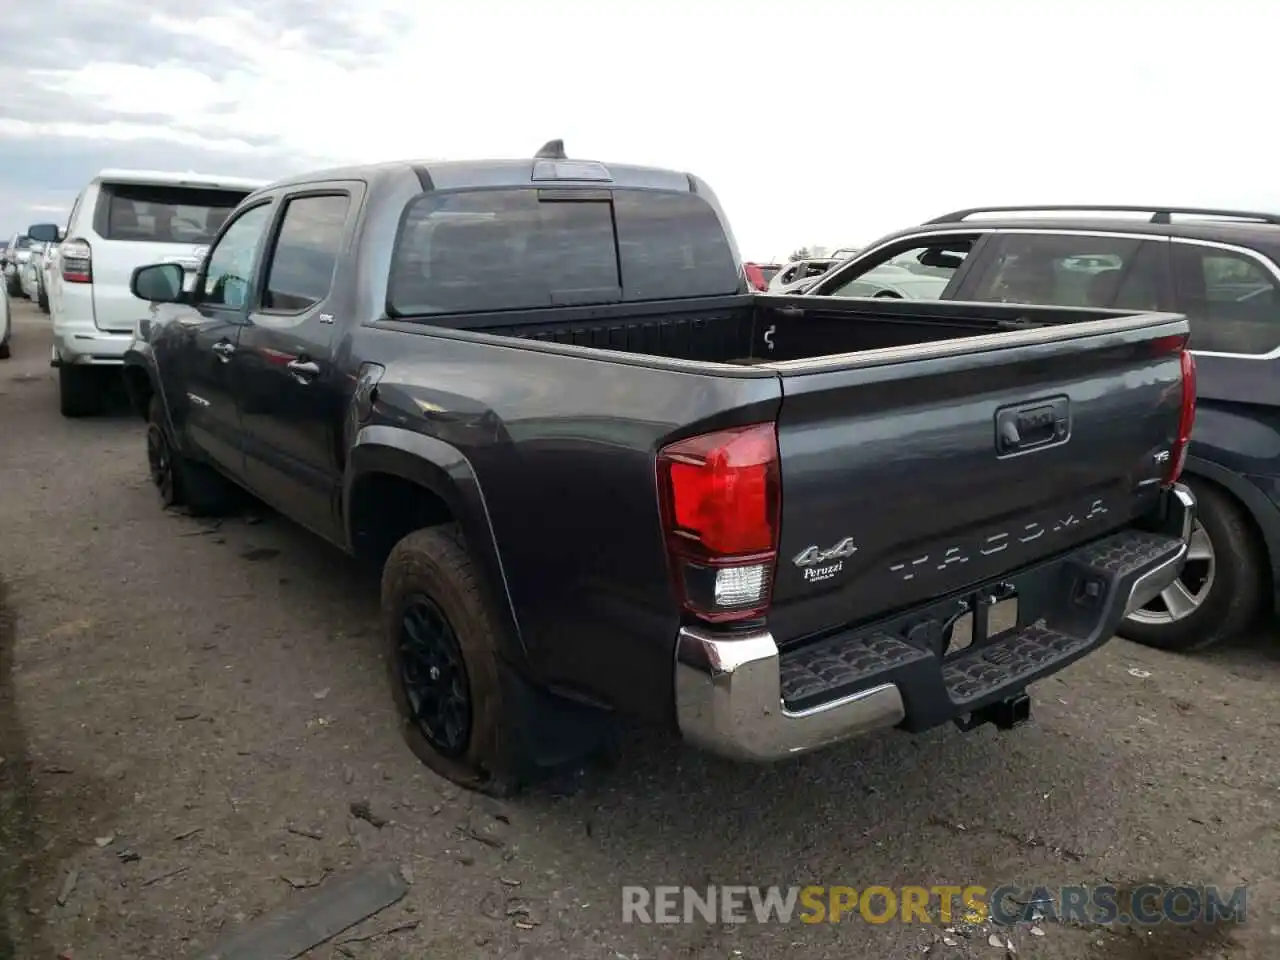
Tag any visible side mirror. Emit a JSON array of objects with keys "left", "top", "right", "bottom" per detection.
[
  {"left": 57, "top": 227, "right": 66, "bottom": 242},
  {"left": 131, "top": 263, "right": 186, "bottom": 303},
  {"left": 27, "top": 223, "right": 59, "bottom": 243}
]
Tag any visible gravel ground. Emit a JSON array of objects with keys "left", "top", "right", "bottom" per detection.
[{"left": 1, "top": 299, "right": 1278, "bottom": 960}]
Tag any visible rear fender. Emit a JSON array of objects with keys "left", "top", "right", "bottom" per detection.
[
  {"left": 344, "top": 425, "right": 527, "bottom": 667},
  {"left": 1183, "top": 454, "right": 1280, "bottom": 589}
]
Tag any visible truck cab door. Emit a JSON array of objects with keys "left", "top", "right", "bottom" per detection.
[
  {"left": 235, "top": 187, "right": 359, "bottom": 543},
  {"left": 174, "top": 200, "right": 276, "bottom": 477}
]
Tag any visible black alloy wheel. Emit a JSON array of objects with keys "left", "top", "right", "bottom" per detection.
[{"left": 398, "top": 593, "right": 472, "bottom": 757}]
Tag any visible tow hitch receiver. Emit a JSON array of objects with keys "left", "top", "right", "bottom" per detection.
[{"left": 955, "top": 693, "right": 1032, "bottom": 732}]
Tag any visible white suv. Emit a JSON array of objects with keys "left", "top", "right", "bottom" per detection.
[{"left": 28, "top": 169, "right": 269, "bottom": 417}]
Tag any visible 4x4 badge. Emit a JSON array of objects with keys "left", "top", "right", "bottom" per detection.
[{"left": 793, "top": 537, "right": 858, "bottom": 568}]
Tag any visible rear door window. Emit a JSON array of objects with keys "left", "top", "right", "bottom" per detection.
[
  {"left": 261, "top": 194, "right": 351, "bottom": 313},
  {"left": 95, "top": 183, "right": 250, "bottom": 244},
  {"left": 1171, "top": 242, "right": 1280, "bottom": 355},
  {"left": 964, "top": 234, "right": 1154, "bottom": 308},
  {"left": 387, "top": 187, "right": 740, "bottom": 320}
]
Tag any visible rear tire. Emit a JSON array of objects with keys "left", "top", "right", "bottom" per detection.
[
  {"left": 1118, "top": 480, "right": 1267, "bottom": 652},
  {"left": 58, "top": 365, "right": 103, "bottom": 417},
  {"left": 0, "top": 341, "right": 10, "bottom": 360},
  {"left": 37, "top": 283, "right": 48, "bottom": 313},
  {"left": 146, "top": 396, "right": 238, "bottom": 516},
  {"left": 383, "top": 526, "right": 533, "bottom": 796}
]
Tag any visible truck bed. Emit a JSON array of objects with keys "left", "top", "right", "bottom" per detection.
[{"left": 471, "top": 293, "right": 1137, "bottom": 368}]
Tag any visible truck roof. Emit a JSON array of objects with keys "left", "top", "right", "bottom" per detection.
[
  {"left": 92, "top": 169, "right": 270, "bottom": 191},
  {"left": 261, "top": 152, "right": 697, "bottom": 196}
]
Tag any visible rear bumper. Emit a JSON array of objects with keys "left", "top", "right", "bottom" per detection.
[
  {"left": 51, "top": 327, "right": 130, "bottom": 366},
  {"left": 675, "top": 483, "right": 1195, "bottom": 762}
]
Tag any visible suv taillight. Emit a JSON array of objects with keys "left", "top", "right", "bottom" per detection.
[
  {"left": 1168, "top": 347, "right": 1197, "bottom": 484},
  {"left": 61, "top": 239, "right": 92, "bottom": 284},
  {"left": 657, "top": 422, "right": 781, "bottom": 623}
]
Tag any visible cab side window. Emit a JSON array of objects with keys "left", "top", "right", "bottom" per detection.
[
  {"left": 202, "top": 203, "right": 274, "bottom": 308},
  {"left": 1171, "top": 243, "right": 1280, "bottom": 355}
]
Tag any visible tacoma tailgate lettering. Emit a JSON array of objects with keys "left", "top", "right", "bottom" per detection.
[{"left": 888, "top": 497, "right": 1110, "bottom": 584}]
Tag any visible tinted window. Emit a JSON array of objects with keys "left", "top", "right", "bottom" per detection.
[
  {"left": 13, "top": 235, "right": 32, "bottom": 250},
  {"left": 389, "top": 190, "right": 618, "bottom": 316},
  {"left": 99, "top": 182, "right": 250, "bottom": 244},
  {"left": 824, "top": 240, "right": 973, "bottom": 300},
  {"left": 1111, "top": 241, "right": 1168, "bottom": 313},
  {"left": 387, "top": 188, "right": 739, "bottom": 319},
  {"left": 612, "top": 190, "right": 741, "bottom": 300},
  {"left": 1172, "top": 243, "right": 1280, "bottom": 354},
  {"left": 967, "top": 234, "right": 1144, "bottom": 307},
  {"left": 202, "top": 204, "right": 274, "bottom": 308},
  {"left": 262, "top": 195, "right": 350, "bottom": 312}
]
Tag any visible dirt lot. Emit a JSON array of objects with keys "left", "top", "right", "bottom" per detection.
[{"left": 1, "top": 299, "right": 1278, "bottom": 959}]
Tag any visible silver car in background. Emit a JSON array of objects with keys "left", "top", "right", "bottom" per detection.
[
  {"left": 3, "top": 233, "right": 35, "bottom": 298},
  {"left": 20, "top": 234, "right": 59, "bottom": 312}
]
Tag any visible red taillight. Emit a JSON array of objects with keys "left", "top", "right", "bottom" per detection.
[
  {"left": 657, "top": 422, "right": 780, "bottom": 623},
  {"left": 1168, "top": 348, "right": 1196, "bottom": 484},
  {"left": 60, "top": 239, "right": 92, "bottom": 284}
]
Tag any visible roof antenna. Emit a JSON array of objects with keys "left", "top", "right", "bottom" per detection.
[{"left": 534, "top": 139, "right": 567, "bottom": 160}]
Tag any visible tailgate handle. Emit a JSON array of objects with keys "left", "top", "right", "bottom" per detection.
[{"left": 995, "top": 396, "right": 1070, "bottom": 456}]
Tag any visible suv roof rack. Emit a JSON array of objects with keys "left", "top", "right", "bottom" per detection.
[{"left": 924, "top": 204, "right": 1280, "bottom": 226}]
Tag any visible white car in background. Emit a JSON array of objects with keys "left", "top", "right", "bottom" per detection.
[
  {"left": 810, "top": 249, "right": 954, "bottom": 300},
  {"left": 28, "top": 168, "right": 269, "bottom": 417},
  {"left": 18, "top": 239, "right": 50, "bottom": 304},
  {"left": 767, "top": 257, "right": 840, "bottom": 294}
]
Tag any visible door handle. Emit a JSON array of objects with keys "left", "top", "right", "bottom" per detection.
[
  {"left": 287, "top": 359, "right": 321, "bottom": 383},
  {"left": 211, "top": 340, "right": 235, "bottom": 361}
]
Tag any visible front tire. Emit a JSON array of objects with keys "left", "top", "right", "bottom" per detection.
[
  {"left": 1118, "top": 481, "right": 1267, "bottom": 652},
  {"left": 4, "top": 272, "right": 19, "bottom": 298},
  {"left": 37, "top": 283, "right": 48, "bottom": 313},
  {"left": 383, "top": 527, "right": 531, "bottom": 796},
  {"left": 146, "top": 396, "right": 238, "bottom": 515}
]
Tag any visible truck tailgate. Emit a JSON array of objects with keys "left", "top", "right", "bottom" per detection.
[{"left": 766, "top": 312, "right": 1189, "bottom": 645}]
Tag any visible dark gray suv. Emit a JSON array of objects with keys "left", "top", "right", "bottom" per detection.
[{"left": 804, "top": 205, "right": 1280, "bottom": 652}]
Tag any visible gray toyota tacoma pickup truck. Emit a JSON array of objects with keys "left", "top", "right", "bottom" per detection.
[{"left": 115, "top": 141, "right": 1197, "bottom": 794}]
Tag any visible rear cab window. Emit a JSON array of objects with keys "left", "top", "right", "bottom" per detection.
[
  {"left": 93, "top": 182, "right": 251, "bottom": 244},
  {"left": 386, "top": 188, "right": 742, "bottom": 321}
]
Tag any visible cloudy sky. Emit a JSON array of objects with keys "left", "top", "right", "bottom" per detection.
[{"left": 2, "top": 0, "right": 1276, "bottom": 261}]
